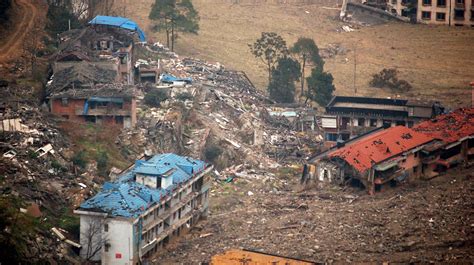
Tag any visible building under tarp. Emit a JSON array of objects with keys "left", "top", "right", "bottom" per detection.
[{"left": 89, "top": 15, "right": 146, "bottom": 42}]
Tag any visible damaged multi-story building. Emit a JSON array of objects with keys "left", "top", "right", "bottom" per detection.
[
  {"left": 46, "top": 16, "right": 148, "bottom": 127},
  {"left": 413, "top": 107, "right": 474, "bottom": 177},
  {"left": 386, "top": 0, "right": 474, "bottom": 26},
  {"left": 53, "top": 15, "right": 146, "bottom": 85},
  {"left": 305, "top": 108, "right": 474, "bottom": 194},
  {"left": 74, "top": 153, "right": 213, "bottom": 264},
  {"left": 319, "top": 96, "right": 444, "bottom": 142}
]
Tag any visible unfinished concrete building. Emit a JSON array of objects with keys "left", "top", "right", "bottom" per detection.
[
  {"left": 48, "top": 84, "right": 137, "bottom": 128},
  {"left": 386, "top": 0, "right": 474, "bottom": 26},
  {"left": 74, "top": 153, "right": 213, "bottom": 264},
  {"left": 306, "top": 108, "right": 474, "bottom": 194},
  {"left": 320, "top": 96, "right": 443, "bottom": 142}
]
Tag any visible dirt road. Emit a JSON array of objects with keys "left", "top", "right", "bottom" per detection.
[{"left": 0, "top": 0, "right": 39, "bottom": 62}]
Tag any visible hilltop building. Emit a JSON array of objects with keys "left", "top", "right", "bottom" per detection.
[
  {"left": 386, "top": 0, "right": 473, "bottom": 26},
  {"left": 74, "top": 154, "right": 213, "bottom": 264}
]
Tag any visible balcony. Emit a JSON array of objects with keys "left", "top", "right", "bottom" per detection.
[{"left": 75, "top": 107, "right": 131, "bottom": 116}]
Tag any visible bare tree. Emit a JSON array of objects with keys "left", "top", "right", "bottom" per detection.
[
  {"left": 22, "top": 25, "right": 42, "bottom": 76},
  {"left": 82, "top": 218, "right": 108, "bottom": 262}
]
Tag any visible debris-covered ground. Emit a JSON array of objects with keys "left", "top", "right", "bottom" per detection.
[{"left": 153, "top": 165, "right": 474, "bottom": 264}]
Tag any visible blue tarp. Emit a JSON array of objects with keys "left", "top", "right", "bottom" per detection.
[
  {"left": 161, "top": 74, "right": 193, "bottom": 84},
  {"left": 89, "top": 15, "right": 146, "bottom": 42},
  {"left": 83, "top": 100, "right": 89, "bottom": 115}
]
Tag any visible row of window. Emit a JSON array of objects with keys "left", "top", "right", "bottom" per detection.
[
  {"left": 422, "top": 11, "right": 447, "bottom": 20},
  {"left": 422, "top": 10, "right": 470, "bottom": 20},
  {"left": 421, "top": 0, "right": 468, "bottom": 6}
]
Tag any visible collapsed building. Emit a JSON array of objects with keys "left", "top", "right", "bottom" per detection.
[
  {"left": 53, "top": 16, "right": 142, "bottom": 85},
  {"left": 319, "top": 96, "right": 443, "bottom": 142},
  {"left": 46, "top": 16, "right": 148, "bottom": 127},
  {"left": 74, "top": 153, "right": 213, "bottom": 264},
  {"left": 305, "top": 108, "right": 474, "bottom": 194}
]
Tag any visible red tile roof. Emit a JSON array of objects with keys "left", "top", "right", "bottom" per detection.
[
  {"left": 329, "top": 126, "right": 433, "bottom": 173},
  {"left": 413, "top": 108, "right": 474, "bottom": 145}
]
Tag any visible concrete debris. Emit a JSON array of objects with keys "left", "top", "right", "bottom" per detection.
[
  {"left": 35, "top": 143, "right": 54, "bottom": 157},
  {"left": 320, "top": 43, "right": 348, "bottom": 59},
  {"left": 342, "top": 25, "right": 355, "bottom": 32},
  {"left": 51, "top": 227, "right": 66, "bottom": 241},
  {"left": 3, "top": 149, "right": 17, "bottom": 159}
]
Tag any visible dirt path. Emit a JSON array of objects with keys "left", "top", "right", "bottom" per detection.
[{"left": 0, "top": 0, "right": 39, "bottom": 62}]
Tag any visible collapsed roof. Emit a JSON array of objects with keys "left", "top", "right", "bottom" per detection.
[
  {"left": 413, "top": 108, "right": 474, "bottom": 146},
  {"left": 54, "top": 26, "right": 135, "bottom": 62},
  {"left": 48, "top": 84, "right": 136, "bottom": 99},
  {"left": 329, "top": 126, "right": 433, "bottom": 173},
  {"left": 47, "top": 62, "right": 117, "bottom": 95}
]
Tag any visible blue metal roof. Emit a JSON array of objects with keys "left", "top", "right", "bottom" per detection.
[
  {"left": 80, "top": 182, "right": 166, "bottom": 218},
  {"left": 89, "top": 15, "right": 146, "bottom": 42},
  {"left": 79, "top": 153, "right": 207, "bottom": 218}
]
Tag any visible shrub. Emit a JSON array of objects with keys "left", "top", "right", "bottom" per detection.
[
  {"left": 96, "top": 151, "right": 109, "bottom": 177},
  {"left": 51, "top": 160, "right": 65, "bottom": 172},
  {"left": 144, "top": 88, "right": 169, "bottom": 107},
  {"left": 204, "top": 144, "right": 222, "bottom": 163},
  {"left": 370, "top": 68, "right": 412, "bottom": 92},
  {"left": 72, "top": 151, "right": 86, "bottom": 168},
  {"left": 176, "top": 92, "right": 193, "bottom": 101}
]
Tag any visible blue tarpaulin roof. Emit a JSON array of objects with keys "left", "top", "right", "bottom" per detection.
[
  {"left": 79, "top": 153, "right": 208, "bottom": 218},
  {"left": 89, "top": 15, "right": 146, "bottom": 42},
  {"left": 161, "top": 74, "right": 193, "bottom": 84},
  {"left": 89, "top": 97, "right": 124, "bottom": 103}
]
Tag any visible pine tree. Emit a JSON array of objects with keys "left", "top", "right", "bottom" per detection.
[
  {"left": 290, "top": 37, "right": 324, "bottom": 97},
  {"left": 268, "top": 57, "right": 301, "bottom": 103}
]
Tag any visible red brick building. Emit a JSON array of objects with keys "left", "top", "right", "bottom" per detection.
[{"left": 49, "top": 84, "right": 137, "bottom": 128}]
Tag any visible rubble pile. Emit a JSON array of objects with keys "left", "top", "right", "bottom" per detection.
[
  {"left": 0, "top": 88, "right": 96, "bottom": 263},
  {"left": 153, "top": 166, "right": 474, "bottom": 264},
  {"left": 119, "top": 48, "right": 323, "bottom": 175}
]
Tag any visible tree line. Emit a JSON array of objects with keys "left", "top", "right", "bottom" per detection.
[{"left": 249, "top": 32, "right": 335, "bottom": 107}]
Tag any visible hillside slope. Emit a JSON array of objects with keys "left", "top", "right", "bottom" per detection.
[{"left": 118, "top": 0, "right": 474, "bottom": 108}]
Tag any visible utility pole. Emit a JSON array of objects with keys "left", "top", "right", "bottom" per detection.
[{"left": 353, "top": 44, "right": 357, "bottom": 94}]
